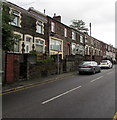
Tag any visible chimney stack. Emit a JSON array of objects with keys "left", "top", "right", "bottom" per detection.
[{"left": 53, "top": 14, "right": 61, "bottom": 22}]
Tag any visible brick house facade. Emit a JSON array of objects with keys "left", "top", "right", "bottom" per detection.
[
  {"left": 3, "top": 0, "right": 117, "bottom": 63},
  {"left": 6, "top": 1, "right": 47, "bottom": 54}
]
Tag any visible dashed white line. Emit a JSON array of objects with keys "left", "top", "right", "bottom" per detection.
[
  {"left": 41, "top": 86, "right": 82, "bottom": 105},
  {"left": 90, "top": 76, "right": 103, "bottom": 83}
]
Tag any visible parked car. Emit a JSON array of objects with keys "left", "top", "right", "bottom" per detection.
[
  {"left": 78, "top": 61, "right": 101, "bottom": 75},
  {"left": 99, "top": 60, "right": 113, "bottom": 69}
]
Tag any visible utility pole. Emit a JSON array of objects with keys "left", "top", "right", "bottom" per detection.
[
  {"left": 89, "top": 23, "right": 91, "bottom": 36},
  {"left": 57, "top": 52, "right": 59, "bottom": 74},
  {"left": 89, "top": 23, "right": 92, "bottom": 61}
]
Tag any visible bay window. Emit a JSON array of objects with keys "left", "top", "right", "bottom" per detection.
[
  {"left": 50, "top": 38, "right": 62, "bottom": 51},
  {"left": 35, "top": 39, "right": 45, "bottom": 53}
]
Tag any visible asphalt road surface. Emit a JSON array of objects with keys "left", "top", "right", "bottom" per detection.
[{"left": 2, "top": 65, "right": 116, "bottom": 118}]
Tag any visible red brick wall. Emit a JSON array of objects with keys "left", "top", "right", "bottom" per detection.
[{"left": 6, "top": 53, "right": 21, "bottom": 84}]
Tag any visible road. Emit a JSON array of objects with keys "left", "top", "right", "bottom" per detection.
[{"left": 2, "top": 65, "right": 116, "bottom": 118}]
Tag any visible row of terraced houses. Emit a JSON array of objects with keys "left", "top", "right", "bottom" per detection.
[{"left": 2, "top": 0, "right": 117, "bottom": 83}]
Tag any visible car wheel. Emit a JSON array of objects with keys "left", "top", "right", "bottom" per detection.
[
  {"left": 79, "top": 71, "right": 83, "bottom": 75},
  {"left": 92, "top": 69, "right": 95, "bottom": 74},
  {"left": 99, "top": 69, "right": 101, "bottom": 73}
]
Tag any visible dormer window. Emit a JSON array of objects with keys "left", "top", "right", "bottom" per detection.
[
  {"left": 36, "top": 21, "right": 44, "bottom": 34},
  {"left": 10, "top": 9, "right": 21, "bottom": 27}
]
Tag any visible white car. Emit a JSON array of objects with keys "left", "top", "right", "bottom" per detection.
[{"left": 99, "top": 60, "right": 113, "bottom": 69}]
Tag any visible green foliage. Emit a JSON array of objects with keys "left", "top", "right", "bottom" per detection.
[
  {"left": 2, "top": 3, "right": 19, "bottom": 52},
  {"left": 30, "top": 50, "right": 37, "bottom": 56},
  {"left": 70, "top": 19, "right": 88, "bottom": 33},
  {"left": 37, "top": 57, "right": 54, "bottom": 63}
]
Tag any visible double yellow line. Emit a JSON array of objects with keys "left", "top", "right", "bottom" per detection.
[{"left": 1, "top": 74, "right": 74, "bottom": 95}]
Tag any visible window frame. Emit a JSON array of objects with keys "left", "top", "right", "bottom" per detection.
[
  {"left": 10, "top": 8, "right": 21, "bottom": 27},
  {"left": 80, "top": 35, "right": 84, "bottom": 43},
  {"left": 51, "top": 21, "right": 55, "bottom": 33},
  {"left": 35, "top": 38, "right": 45, "bottom": 53},
  {"left": 24, "top": 35, "right": 33, "bottom": 53},
  {"left": 36, "top": 21, "right": 44, "bottom": 34},
  {"left": 64, "top": 28, "right": 67, "bottom": 37},
  {"left": 72, "top": 31, "right": 76, "bottom": 40},
  {"left": 50, "top": 38, "right": 62, "bottom": 51}
]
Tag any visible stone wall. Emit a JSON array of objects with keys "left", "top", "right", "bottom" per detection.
[{"left": 28, "top": 62, "right": 63, "bottom": 80}]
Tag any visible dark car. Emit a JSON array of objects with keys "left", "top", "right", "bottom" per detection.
[{"left": 78, "top": 61, "right": 101, "bottom": 75}]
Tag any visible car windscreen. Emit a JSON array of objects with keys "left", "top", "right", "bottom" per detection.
[
  {"left": 101, "top": 61, "right": 108, "bottom": 63},
  {"left": 81, "top": 62, "right": 92, "bottom": 65}
]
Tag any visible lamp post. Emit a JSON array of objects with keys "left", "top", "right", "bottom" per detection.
[{"left": 57, "top": 52, "right": 59, "bottom": 74}]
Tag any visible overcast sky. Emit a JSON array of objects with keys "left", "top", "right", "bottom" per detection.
[{"left": 8, "top": 0, "right": 116, "bottom": 47}]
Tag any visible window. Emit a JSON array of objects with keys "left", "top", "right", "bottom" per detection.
[
  {"left": 25, "top": 36, "right": 33, "bottom": 53},
  {"left": 36, "top": 21, "right": 44, "bottom": 34},
  {"left": 13, "top": 34, "right": 22, "bottom": 53},
  {"left": 51, "top": 22, "right": 55, "bottom": 32},
  {"left": 85, "top": 36, "right": 88, "bottom": 43},
  {"left": 72, "top": 31, "right": 76, "bottom": 40},
  {"left": 11, "top": 10, "right": 21, "bottom": 27},
  {"left": 35, "top": 39, "right": 45, "bottom": 53},
  {"left": 14, "top": 38, "right": 20, "bottom": 52},
  {"left": 91, "top": 38, "right": 94, "bottom": 45},
  {"left": 64, "top": 28, "right": 67, "bottom": 37},
  {"left": 85, "top": 46, "right": 89, "bottom": 55},
  {"left": 80, "top": 35, "right": 83, "bottom": 43},
  {"left": 50, "top": 38, "right": 62, "bottom": 51},
  {"left": 72, "top": 43, "right": 76, "bottom": 55}
]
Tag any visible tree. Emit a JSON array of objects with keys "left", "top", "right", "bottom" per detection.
[
  {"left": 2, "top": 3, "right": 20, "bottom": 52},
  {"left": 70, "top": 19, "right": 88, "bottom": 34}
]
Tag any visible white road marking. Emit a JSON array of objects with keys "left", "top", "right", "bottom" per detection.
[
  {"left": 90, "top": 76, "right": 103, "bottom": 83},
  {"left": 42, "top": 86, "right": 82, "bottom": 105}
]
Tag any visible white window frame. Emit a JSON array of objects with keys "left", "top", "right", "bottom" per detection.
[
  {"left": 13, "top": 32, "right": 23, "bottom": 53},
  {"left": 24, "top": 35, "right": 33, "bottom": 53},
  {"left": 64, "top": 28, "right": 67, "bottom": 37},
  {"left": 36, "top": 21, "right": 44, "bottom": 34},
  {"left": 10, "top": 8, "right": 21, "bottom": 27},
  {"left": 51, "top": 22, "right": 55, "bottom": 32},
  {"left": 50, "top": 38, "right": 62, "bottom": 51},
  {"left": 35, "top": 38, "right": 45, "bottom": 53},
  {"left": 80, "top": 35, "right": 84, "bottom": 43},
  {"left": 72, "top": 31, "right": 76, "bottom": 40},
  {"left": 72, "top": 43, "right": 76, "bottom": 55}
]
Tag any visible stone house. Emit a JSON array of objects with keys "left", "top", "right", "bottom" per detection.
[
  {"left": 47, "top": 14, "right": 86, "bottom": 61},
  {"left": 5, "top": 1, "right": 47, "bottom": 54},
  {"left": 47, "top": 15, "right": 73, "bottom": 60}
]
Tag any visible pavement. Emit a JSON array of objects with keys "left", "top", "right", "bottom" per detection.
[{"left": 2, "top": 71, "right": 76, "bottom": 94}]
